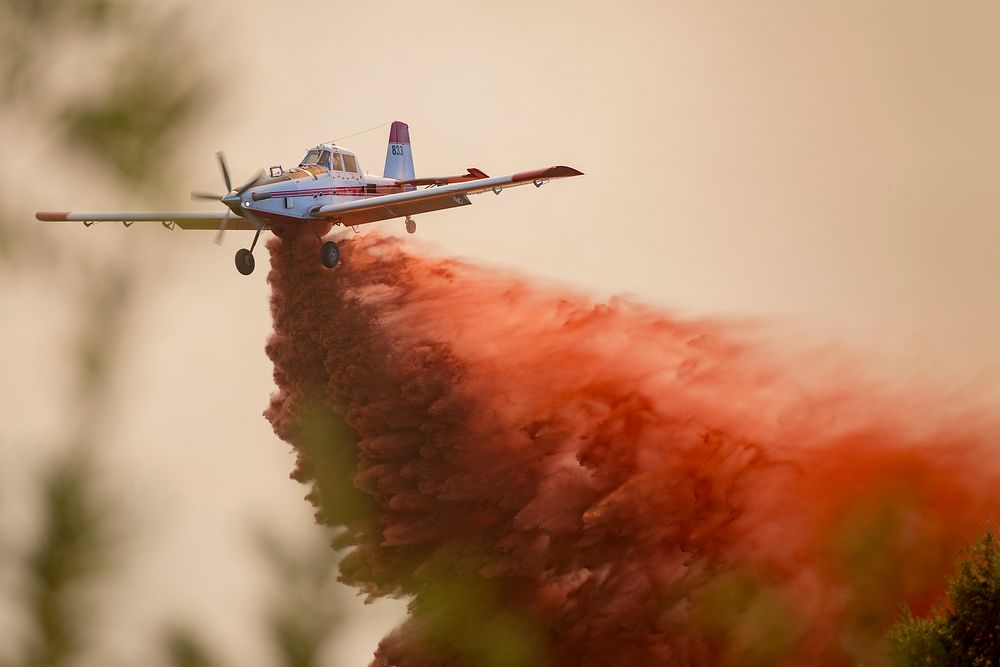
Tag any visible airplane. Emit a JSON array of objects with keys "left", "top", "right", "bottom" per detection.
[{"left": 36, "top": 121, "right": 583, "bottom": 275}]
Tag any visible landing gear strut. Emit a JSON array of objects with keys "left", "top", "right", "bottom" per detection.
[
  {"left": 405, "top": 216, "right": 416, "bottom": 234},
  {"left": 321, "top": 240, "right": 340, "bottom": 268},
  {"left": 234, "top": 225, "right": 263, "bottom": 275}
]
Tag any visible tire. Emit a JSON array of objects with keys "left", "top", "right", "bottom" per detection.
[
  {"left": 235, "top": 248, "right": 255, "bottom": 275},
  {"left": 320, "top": 240, "right": 340, "bottom": 268}
]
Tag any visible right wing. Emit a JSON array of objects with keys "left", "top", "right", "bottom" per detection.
[
  {"left": 311, "top": 165, "right": 583, "bottom": 228},
  {"left": 35, "top": 211, "right": 254, "bottom": 230}
]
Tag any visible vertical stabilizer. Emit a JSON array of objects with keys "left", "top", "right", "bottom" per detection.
[{"left": 384, "top": 121, "right": 415, "bottom": 180}]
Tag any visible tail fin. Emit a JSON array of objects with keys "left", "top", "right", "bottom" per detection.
[{"left": 383, "top": 121, "right": 415, "bottom": 180}]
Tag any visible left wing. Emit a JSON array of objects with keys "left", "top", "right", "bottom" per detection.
[
  {"left": 35, "top": 211, "right": 253, "bottom": 230},
  {"left": 311, "top": 166, "right": 582, "bottom": 227}
]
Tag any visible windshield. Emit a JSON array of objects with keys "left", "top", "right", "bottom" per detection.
[{"left": 301, "top": 149, "right": 333, "bottom": 170}]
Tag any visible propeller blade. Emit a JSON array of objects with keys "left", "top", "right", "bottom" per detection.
[
  {"left": 216, "top": 151, "right": 233, "bottom": 192},
  {"left": 214, "top": 209, "right": 231, "bottom": 245},
  {"left": 191, "top": 191, "right": 224, "bottom": 201},
  {"left": 236, "top": 169, "right": 265, "bottom": 195}
]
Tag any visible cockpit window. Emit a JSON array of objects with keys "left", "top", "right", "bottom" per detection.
[
  {"left": 301, "top": 149, "right": 333, "bottom": 170},
  {"left": 343, "top": 153, "right": 359, "bottom": 174},
  {"left": 331, "top": 152, "right": 344, "bottom": 172}
]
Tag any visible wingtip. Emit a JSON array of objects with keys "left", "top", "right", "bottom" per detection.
[
  {"left": 512, "top": 166, "right": 585, "bottom": 182},
  {"left": 36, "top": 211, "right": 69, "bottom": 221}
]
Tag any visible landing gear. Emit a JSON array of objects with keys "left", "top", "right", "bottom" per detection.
[
  {"left": 405, "top": 216, "right": 416, "bottom": 234},
  {"left": 235, "top": 248, "right": 255, "bottom": 275},
  {"left": 321, "top": 240, "right": 340, "bottom": 268},
  {"left": 234, "top": 225, "right": 263, "bottom": 275}
]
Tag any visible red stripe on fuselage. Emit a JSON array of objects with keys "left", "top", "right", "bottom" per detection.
[{"left": 265, "top": 185, "right": 406, "bottom": 198}]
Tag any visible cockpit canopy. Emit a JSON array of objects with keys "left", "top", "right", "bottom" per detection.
[{"left": 300, "top": 145, "right": 360, "bottom": 175}]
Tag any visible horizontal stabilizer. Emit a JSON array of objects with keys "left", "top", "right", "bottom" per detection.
[{"left": 396, "top": 168, "right": 491, "bottom": 187}]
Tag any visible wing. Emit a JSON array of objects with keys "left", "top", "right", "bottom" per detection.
[
  {"left": 311, "top": 166, "right": 583, "bottom": 227},
  {"left": 35, "top": 211, "right": 255, "bottom": 230}
]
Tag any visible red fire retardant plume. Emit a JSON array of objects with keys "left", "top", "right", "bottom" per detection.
[{"left": 264, "top": 232, "right": 1000, "bottom": 667}]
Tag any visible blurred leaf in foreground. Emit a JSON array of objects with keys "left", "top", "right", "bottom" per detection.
[
  {"left": 0, "top": 0, "right": 126, "bottom": 102},
  {"left": 254, "top": 525, "right": 344, "bottom": 667},
  {"left": 17, "top": 450, "right": 118, "bottom": 667},
  {"left": 59, "top": 13, "right": 211, "bottom": 189},
  {"left": 163, "top": 625, "right": 228, "bottom": 667}
]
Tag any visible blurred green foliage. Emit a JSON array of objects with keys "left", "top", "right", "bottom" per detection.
[
  {"left": 0, "top": 0, "right": 212, "bottom": 265},
  {"left": 58, "top": 28, "right": 209, "bottom": 188},
  {"left": 0, "top": 5, "right": 352, "bottom": 667},
  {"left": 16, "top": 451, "right": 117, "bottom": 667},
  {"left": 0, "top": 0, "right": 122, "bottom": 102},
  {"left": 257, "top": 527, "right": 345, "bottom": 667},
  {"left": 160, "top": 526, "right": 347, "bottom": 667},
  {"left": 5, "top": 224, "right": 136, "bottom": 667},
  {"left": 5, "top": 454, "right": 349, "bottom": 667},
  {"left": 0, "top": 0, "right": 208, "bottom": 185},
  {"left": 4, "top": 244, "right": 130, "bottom": 667},
  {"left": 888, "top": 530, "right": 1000, "bottom": 667},
  {"left": 691, "top": 570, "right": 802, "bottom": 667},
  {"left": 411, "top": 576, "right": 543, "bottom": 667},
  {"left": 293, "top": 404, "right": 374, "bottom": 535},
  {"left": 834, "top": 490, "right": 923, "bottom": 667},
  {"left": 163, "top": 626, "right": 227, "bottom": 667}
]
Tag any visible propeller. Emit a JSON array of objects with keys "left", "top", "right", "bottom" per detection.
[
  {"left": 215, "top": 209, "right": 231, "bottom": 245},
  {"left": 192, "top": 152, "right": 264, "bottom": 244}
]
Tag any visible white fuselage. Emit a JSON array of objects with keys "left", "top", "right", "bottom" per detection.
[{"left": 235, "top": 143, "right": 410, "bottom": 226}]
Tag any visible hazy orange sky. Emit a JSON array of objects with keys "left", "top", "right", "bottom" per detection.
[{"left": 3, "top": 1, "right": 999, "bottom": 665}]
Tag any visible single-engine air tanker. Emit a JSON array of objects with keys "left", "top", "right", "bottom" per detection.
[{"left": 36, "top": 121, "right": 583, "bottom": 275}]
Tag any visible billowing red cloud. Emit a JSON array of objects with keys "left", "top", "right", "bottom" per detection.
[{"left": 265, "top": 232, "right": 1000, "bottom": 667}]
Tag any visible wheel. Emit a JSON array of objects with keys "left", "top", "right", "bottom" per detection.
[
  {"left": 235, "top": 248, "right": 255, "bottom": 275},
  {"left": 405, "top": 218, "right": 416, "bottom": 234},
  {"left": 320, "top": 240, "right": 340, "bottom": 268}
]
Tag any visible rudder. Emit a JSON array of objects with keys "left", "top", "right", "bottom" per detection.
[{"left": 384, "top": 121, "right": 415, "bottom": 180}]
